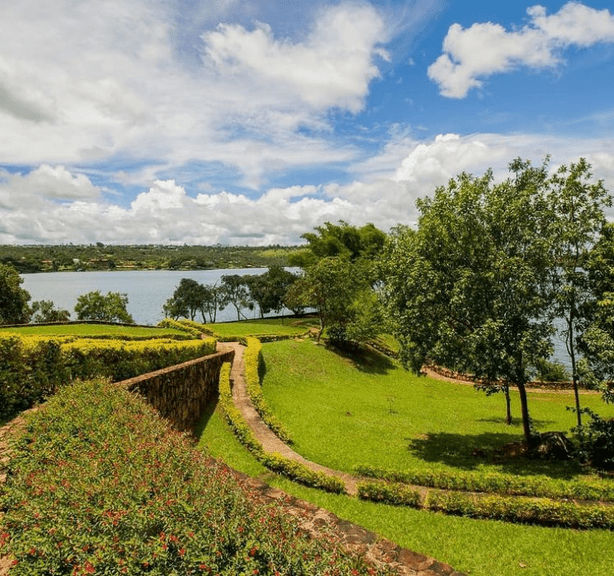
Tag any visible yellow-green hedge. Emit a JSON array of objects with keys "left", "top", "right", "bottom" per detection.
[{"left": 0, "top": 333, "right": 216, "bottom": 421}]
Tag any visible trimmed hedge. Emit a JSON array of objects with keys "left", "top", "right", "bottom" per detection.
[
  {"left": 354, "top": 465, "right": 614, "bottom": 503},
  {"left": 244, "top": 337, "right": 293, "bottom": 443},
  {"left": 0, "top": 378, "right": 389, "bottom": 575},
  {"left": 0, "top": 333, "right": 217, "bottom": 421},
  {"left": 218, "top": 362, "right": 346, "bottom": 494},
  {"left": 357, "top": 480, "right": 614, "bottom": 529},
  {"left": 157, "top": 318, "right": 203, "bottom": 337}
]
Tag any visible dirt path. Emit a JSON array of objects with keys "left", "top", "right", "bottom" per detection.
[{"left": 217, "top": 341, "right": 359, "bottom": 495}]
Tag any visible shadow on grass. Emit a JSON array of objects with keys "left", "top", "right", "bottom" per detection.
[
  {"left": 407, "top": 431, "right": 583, "bottom": 479},
  {"left": 326, "top": 344, "right": 397, "bottom": 375},
  {"left": 476, "top": 417, "right": 557, "bottom": 427},
  {"left": 193, "top": 396, "right": 219, "bottom": 439}
]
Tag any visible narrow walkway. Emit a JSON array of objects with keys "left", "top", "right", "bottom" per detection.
[{"left": 217, "top": 341, "right": 359, "bottom": 495}]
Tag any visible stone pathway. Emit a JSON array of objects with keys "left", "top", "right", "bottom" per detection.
[{"left": 217, "top": 341, "right": 359, "bottom": 495}]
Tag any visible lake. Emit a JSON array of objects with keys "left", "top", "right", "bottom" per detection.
[
  {"left": 20, "top": 269, "right": 282, "bottom": 326},
  {"left": 20, "top": 268, "right": 572, "bottom": 368}
]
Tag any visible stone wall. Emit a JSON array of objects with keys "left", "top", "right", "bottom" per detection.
[{"left": 120, "top": 349, "right": 234, "bottom": 432}]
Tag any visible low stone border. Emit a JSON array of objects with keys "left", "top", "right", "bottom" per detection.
[{"left": 228, "top": 466, "right": 465, "bottom": 576}]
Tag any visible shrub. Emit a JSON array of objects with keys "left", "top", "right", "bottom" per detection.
[
  {"left": 0, "top": 334, "right": 216, "bottom": 421},
  {"left": 0, "top": 378, "right": 388, "bottom": 575},
  {"left": 357, "top": 480, "right": 614, "bottom": 529},
  {"left": 354, "top": 465, "right": 614, "bottom": 502},
  {"left": 244, "top": 337, "right": 293, "bottom": 443},
  {"left": 574, "top": 408, "right": 614, "bottom": 471}
]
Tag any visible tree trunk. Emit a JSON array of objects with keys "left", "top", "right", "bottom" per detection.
[
  {"left": 504, "top": 384, "right": 512, "bottom": 425},
  {"left": 517, "top": 381, "right": 534, "bottom": 451},
  {"left": 567, "top": 314, "right": 582, "bottom": 428}
]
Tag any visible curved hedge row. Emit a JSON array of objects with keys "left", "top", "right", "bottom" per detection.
[
  {"left": 218, "top": 362, "right": 345, "bottom": 494},
  {"left": 358, "top": 480, "right": 614, "bottom": 529},
  {"left": 244, "top": 337, "right": 293, "bottom": 444},
  {"left": 354, "top": 465, "right": 614, "bottom": 503}
]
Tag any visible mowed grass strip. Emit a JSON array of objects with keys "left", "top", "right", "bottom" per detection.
[
  {"left": 208, "top": 317, "right": 318, "bottom": 338},
  {"left": 197, "top": 401, "right": 614, "bottom": 576},
  {"left": 0, "top": 323, "right": 188, "bottom": 339},
  {"left": 260, "top": 339, "right": 614, "bottom": 482}
]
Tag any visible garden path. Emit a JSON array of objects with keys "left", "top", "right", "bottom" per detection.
[{"left": 216, "top": 341, "right": 359, "bottom": 495}]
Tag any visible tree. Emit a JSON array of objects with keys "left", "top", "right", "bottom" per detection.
[
  {"left": 0, "top": 263, "right": 31, "bottom": 325},
  {"left": 246, "top": 266, "right": 298, "bottom": 318},
  {"left": 74, "top": 291, "right": 134, "bottom": 323},
  {"left": 549, "top": 158, "right": 612, "bottom": 426},
  {"left": 581, "top": 222, "right": 614, "bottom": 403},
  {"left": 163, "top": 279, "right": 221, "bottom": 323},
  {"left": 380, "top": 160, "right": 555, "bottom": 449},
  {"left": 30, "top": 300, "right": 71, "bottom": 323},
  {"left": 218, "top": 275, "right": 253, "bottom": 321}
]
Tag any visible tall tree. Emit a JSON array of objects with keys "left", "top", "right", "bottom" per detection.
[
  {"left": 74, "top": 291, "right": 134, "bottom": 324},
  {"left": 218, "top": 275, "right": 253, "bottom": 321},
  {"left": 380, "top": 160, "right": 555, "bottom": 449},
  {"left": 549, "top": 158, "right": 612, "bottom": 426},
  {"left": 581, "top": 222, "right": 614, "bottom": 404},
  {"left": 163, "top": 278, "right": 213, "bottom": 322},
  {"left": 0, "top": 263, "right": 31, "bottom": 325},
  {"left": 246, "top": 266, "right": 298, "bottom": 318}
]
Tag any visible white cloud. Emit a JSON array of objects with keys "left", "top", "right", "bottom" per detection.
[
  {"left": 429, "top": 2, "right": 614, "bottom": 98},
  {"left": 2, "top": 132, "right": 614, "bottom": 245},
  {"left": 0, "top": 0, "right": 388, "bottom": 186},
  {"left": 201, "top": 3, "right": 388, "bottom": 112}
]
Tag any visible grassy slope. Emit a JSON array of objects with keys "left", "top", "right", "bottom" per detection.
[
  {"left": 260, "top": 339, "right": 614, "bottom": 479},
  {"left": 197, "top": 403, "right": 614, "bottom": 576}
]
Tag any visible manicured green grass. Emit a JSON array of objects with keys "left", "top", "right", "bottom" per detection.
[
  {"left": 208, "top": 316, "right": 318, "bottom": 338},
  {"left": 197, "top": 402, "right": 614, "bottom": 576},
  {"left": 0, "top": 323, "right": 188, "bottom": 338},
  {"left": 260, "top": 340, "right": 614, "bottom": 481}
]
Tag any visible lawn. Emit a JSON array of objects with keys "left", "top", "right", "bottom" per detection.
[
  {"left": 0, "top": 323, "right": 188, "bottom": 339},
  {"left": 208, "top": 316, "right": 318, "bottom": 338},
  {"left": 260, "top": 339, "right": 614, "bottom": 481},
  {"left": 197, "top": 400, "right": 614, "bottom": 576}
]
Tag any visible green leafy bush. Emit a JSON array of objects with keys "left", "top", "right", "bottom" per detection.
[
  {"left": 218, "top": 363, "right": 345, "bottom": 494},
  {"left": 0, "top": 334, "right": 216, "bottom": 421},
  {"left": 574, "top": 408, "right": 614, "bottom": 470},
  {"left": 0, "top": 379, "right": 387, "bottom": 575}
]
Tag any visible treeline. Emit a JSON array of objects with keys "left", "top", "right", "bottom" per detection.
[{"left": 0, "top": 243, "right": 298, "bottom": 273}]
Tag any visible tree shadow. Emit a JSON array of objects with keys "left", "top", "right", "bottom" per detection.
[
  {"left": 407, "top": 431, "right": 584, "bottom": 479},
  {"left": 193, "top": 396, "right": 219, "bottom": 439},
  {"left": 326, "top": 344, "right": 397, "bottom": 375},
  {"left": 476, "top": 417, "right": 558, "bottom": 427}
]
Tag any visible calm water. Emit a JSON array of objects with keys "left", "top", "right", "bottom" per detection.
[
  {"left": 20, "top": 269, "right": 280, "bottom": 326},
  {"left": 20, "top": 269, "right": 572, "bottom": 367}
]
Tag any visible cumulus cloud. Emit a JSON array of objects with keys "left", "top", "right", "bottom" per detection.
[
  {"left": 2, "top": 133, "right": 614, "bottom": 244},
  {"left": 0, "top": 0, "right": 389, "bottom": 185},
  {"left": 428, "top": 2, "right": 614, "bottom": 98},
  {"left": 201, "top": 3, "right": 388, "bottom": 111}
]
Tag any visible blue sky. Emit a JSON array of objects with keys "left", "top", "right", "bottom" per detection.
[{"left": 1, "top": 0, "right": 614, "bottom": 245}]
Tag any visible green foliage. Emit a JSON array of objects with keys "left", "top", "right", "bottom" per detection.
[
  {"left": 573, "top": 408, "right": 614, "bottom": 470},
  {"left": 354, "top": 466, "right": 614, "bottom": 502},
  {"left": 0, "top": 333, "right": 215, "bottom": 420},
  {"left": 217, "top": 362, "right": 345, "bottom": 493},
  {"left": 29, "top": 300, "right": 71, "bottom": 323},
  {"left": 163, "top": 278, "right": 220, "bottom": 323},
  {"left": 532, "top": 358, "right": 571, "bottom": 382},
  {"left": 0, "top": 263, "right": 31, "bottom": 325},
  {"left": 244, "top": 337, "right": 293, "bottom": 443},
  {"left": 1, "top": 378, "right": 384, "bottom": 575},
  {"left": 380, "top": 160, "right": 557, "bottom": 447},
  {"left": 0, "top": 243, "right": 299, "bottom": 273},
  {"left": 218, "top": 274, "right": 253, "bottom": 321},
  {"left": 74, "top": 290, "right": 134, "bottom": 323},
  {"left": 357, "top": 481, "right": 614, "bottom": 529},
  {"left": 245, "top": 265, "right": 298, "bottom": 317}
]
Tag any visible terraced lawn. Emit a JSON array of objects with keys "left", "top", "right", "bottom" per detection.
[{"left": 260, "top": 339, "right": 614, "bottom": 481}]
